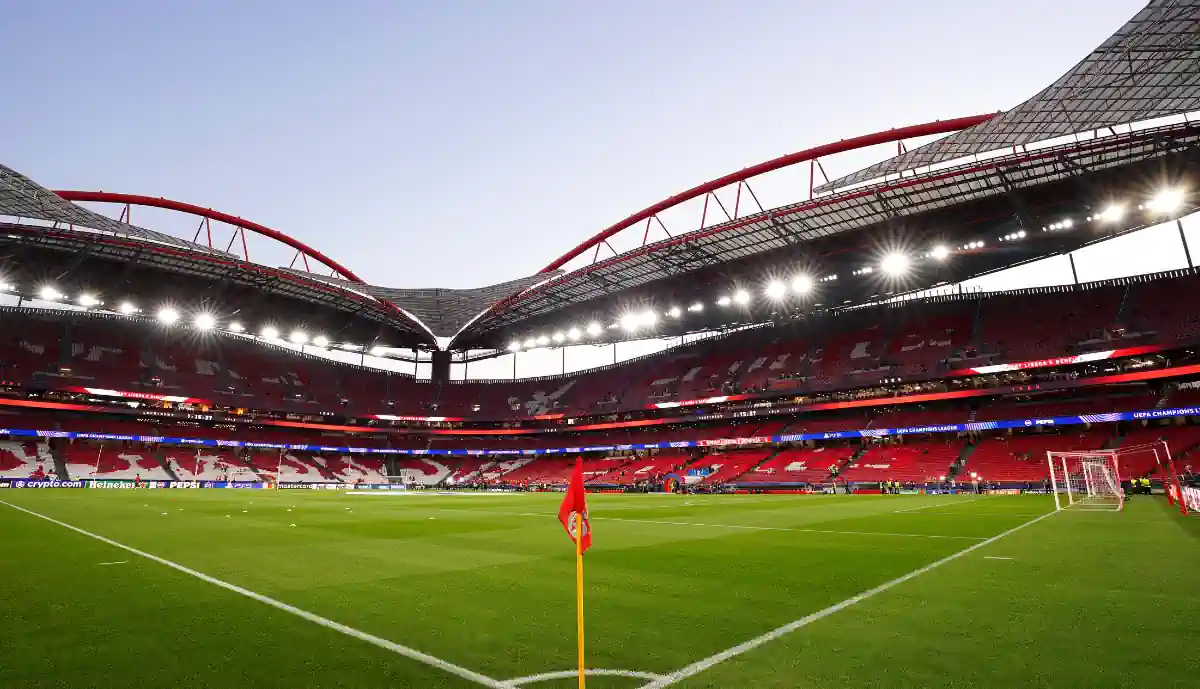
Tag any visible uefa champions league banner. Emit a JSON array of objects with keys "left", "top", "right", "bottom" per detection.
[{"left": 0, "top": 405, "right": 1199, "bottom": 458}]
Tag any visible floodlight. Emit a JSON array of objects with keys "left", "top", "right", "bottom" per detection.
[
  {"left": 1096, "top": 203, "right": 1126, "bottom": 223},
  {"left": 78, "top": 294, "right": 99, "bottom": 307},
  {"left": 507, "top": 341, "right": 522, "bottom": 352},
  {"left": 39, "top": 286, "right": 61, "bottom": 301},
  {"left": 640, "top": 310, "right": 658, "bottom": 327},
  {"left": 118, "top": 301, "right": 139, "bottom": 315},
  {"left": 229, "top": 321, "right": 245, "bottom": 333},
  {"left": 1146, "top": 188, "right": 1184, "bottom": 214},
  {"left": 567, "top": 327, "right": 582, "bottom": 341},
  {"left": 586, "top": 322, "right": 603, "bottom": 337},
  {"left": 535, "top": 335, "right": 549, "bottom": 346},
  {"left": 716, "top": 295, "right": 732, "bottom": 307},
  {"left": 688, "top": 302, "right": 704, "bottom": 313},
  {"left": 552, "top": 331, "right": 565, "bottom": 343},
  {"left": 880, "top": 253, "right": 910, "bottom": 276},
  {"left": 157, "top": 307, "right": 180, "bottom": 325},
  {"left": 667, "top": 306, "right": 682, "bottom": 318},
  {"left": 370, "top": 346, "right": 386, "bottom": 357},
  {"left": 764, "top": 281, "right": 786, "bottom": 299},
  {"left": 620, "top": 313, "right": 641, "bottom": 332},
  {"left": 194, "top": 313, "right": 216, "bottom": 330},
  {"left": 289, "top": 330, "right": 308, "bottom": 344},
  {"left": 792, "top": 275, "right": 814, "bottom": 294},
  {"left": 1061, "top": 218, "right": 1073, "bottom": 229},
  {"left": 0, "top": 281, "right": 10, "bottom": 292},
  {"left": 523, "top": 337, "right": 537, "bottom": 348},
  {"left": 733, "top": 290, "right": 750, "bottom": 305},
  {"left": 260, "top": 325, "right": 280, "bottom": 340},
  {"left": 312, "top": 335, "right": 329, "bottom": 348},
  {"left": 930, "top": 245, "right": 950, "bottom": 261}
]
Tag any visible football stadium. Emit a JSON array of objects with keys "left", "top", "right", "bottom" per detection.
[{"left": 3, "top": 2, "right": 1200, "bottom": 687}]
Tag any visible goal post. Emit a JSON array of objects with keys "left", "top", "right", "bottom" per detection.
[
  {"left": 1047, "top": 440, "right": 1192, "bottom": 514},
  {"left": 1048, "top": 449, "right": 1124, "bottom": 511}
]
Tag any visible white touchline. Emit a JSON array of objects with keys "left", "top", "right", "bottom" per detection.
[
  {"left": 984, "top": 556, "right": 1014, "bottom": 560},
  {"left": 95, "top": 561, "right": 128, "bottom": 566},
  {"left": 639, "top": 511, "right": 1056, "bottom": 689},
  {"left": 507, "top": 669, "right": 666, "bottom": 685},
  {"left": 0, "top": 500, "right": 511, "bottom": 689}
]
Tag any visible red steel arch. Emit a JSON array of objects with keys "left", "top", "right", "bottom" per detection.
[
  {"left": 539, "top": 114, "right": 996, "bottom": 273},
  {"left": 52, "top": 191, "right": 365, "bottom": 284}
]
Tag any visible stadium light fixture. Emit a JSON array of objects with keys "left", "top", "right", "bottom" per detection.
[
  {"left": 535, "top": 335, "right": 550, "bottom": 346},
  {"left": 1146, "top": 188, "right": 1184, "bottom": 214},
  {"left": 39, "top": 286, "right": 62, "bottom": 301},
  {"left": 194, "top": 313, "right": 216, "bottom": 330},
  {"left": 370, "top": 346, "right": 387, "bottom": 357},
  {"left": 1061, "top": 218, "right": 1074, "bottom": 229},
  {"left": 764, "top": 281, "right": 786, "bottom": 300},
  {"left": 118, "top": 301, "right": 139, "bottom": 315},
  {"left": 78, "top": 293, "right": 100, "bottom": 308},
  {"left": 567, "top": 327, "right": 581, "bottom": 341},
  {"left": 930, "top": 245, "right": 950, "bottom": 261},
  {"left": 228, "top": 321, "right": 245, "bottom": 333},
  {"left": 586, "top": 322, "right": 603, "bottom": 337},
  {"left": 792, "top": 275, "right": 814, "bottom": 294},
  {"left": 507, "top": 341, "right": 522, "bottom": 352},
  {"left": 716, "top": 295, "right": 732, "bottom": 307},
  {"left": 260, "top": 325, "right": 280, "bottom": 340},
  {"left": 640, "top": 310, "right": 658, "bottom": 327},
  {"left": 688, "top": 302, "right": 704, "bottom": 313},
  {"left": 157, "top": 307, "right": 180, "bottom": 325},
  {"left": 552, "top": 331, "right": 565, "bottom": 343},
  {"left": 523, "top": 337, "right": 537, "bottom": 349},
  {"left": 0, "top": 280, "right": 10, "bottom": 292},
  {"left": 733, "top": 290, "right": 750, "bottom": 306},
  {"left": 1095, "top": 203, "right": 1126, "bottom": 223},
  {"left": 620, "top": 313, "right": 641, "bottom": 332},
  {"left": 289, "top": 330, "right": 308, "bottom": 345},
  {"left": 667, "top": 306, "right": 682, "bottom": 318},
  {"left": 880, "top": 253, "right": 910, "bottom": 276},
  {"left": 312, "top": 335, "right": 329, "bottom": 348}
]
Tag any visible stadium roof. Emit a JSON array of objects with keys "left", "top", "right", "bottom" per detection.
[
  {"left": 0, "top": 165, "right": 233, "bottom": 257},
  {"left": 813, "top": 0, "right": 1200, "bottom": 193},
  {"left": 449, "top": 0, "right": 1200, "bottom": 349}
]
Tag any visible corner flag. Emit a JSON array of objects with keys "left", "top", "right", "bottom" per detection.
[
  {"left": 558, "top": 459, "right": 591, "bottom": 688},
  {"left": 558, "top": 460, "right": 592, "bottom": 553}
]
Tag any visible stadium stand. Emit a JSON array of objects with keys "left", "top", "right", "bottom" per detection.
[{"left": 0, "top": 440, "right": 55, "bottom": 479}]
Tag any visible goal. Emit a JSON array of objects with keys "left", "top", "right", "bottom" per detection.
[
  {"left": 1047, "top": 440, "right": 1192, "bottom": 514},
  {"left": 1048, "top": 449, "right": 1125, "bottom": 511}
]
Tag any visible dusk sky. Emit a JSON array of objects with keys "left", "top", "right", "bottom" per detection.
[{"left": 4, "top": 0, "right": 1151, "bottom": 291}]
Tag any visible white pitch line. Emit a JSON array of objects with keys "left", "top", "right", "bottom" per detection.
[
  {"left": 893, "top": 497, "right": 984, "bottom": 513},
  {"left": 984, "top": 556, "right": 1014, "bottom": 560},
  {"left": 96, "top": 561, "right": 128, "bottom": 566},
  {"left": 639, "top": 511, "right": 1056, "bottom": 688},
  {"left": 0, "top": 500, "right": 509, "bottom": 689},
  {"left": 508, "top": 669, "right": 665, "bottom": 685},
  {"left": 591, "top": 515, "right": 988, "bottom": 541}
]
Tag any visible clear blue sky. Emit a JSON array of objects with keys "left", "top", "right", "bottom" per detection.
[{"left": 5, "top": 0, "right": 1145, "bottom": 289}]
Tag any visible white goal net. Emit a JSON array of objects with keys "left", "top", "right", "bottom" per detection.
[{"left": 1047, "top": 449, "right": 1125, "bottom": 512}]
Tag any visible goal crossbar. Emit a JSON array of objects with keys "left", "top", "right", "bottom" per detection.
[{"left": 1047, "top": 440, "right": 1193, "bottom": 515}]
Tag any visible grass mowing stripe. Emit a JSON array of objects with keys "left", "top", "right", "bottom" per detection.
[
  {"left": 893, "top": 497, "right": 985, "bottom": 512},
  {"left": 589, "top": 515, "right": 989, "bottom": 540},
  {"left": 0, "top": 499, "right": 510, "bottom": 689},
  {"left": 641, "top": 510, "right": 1057, "bottom": 689}
]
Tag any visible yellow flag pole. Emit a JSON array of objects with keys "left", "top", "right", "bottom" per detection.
[{"left": 575, "top": 519, "right": 586, "bottom": 689}]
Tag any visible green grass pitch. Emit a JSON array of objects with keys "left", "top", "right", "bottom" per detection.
[{"left": 1, "top": 489, "right": 1197, "bottom": 688}]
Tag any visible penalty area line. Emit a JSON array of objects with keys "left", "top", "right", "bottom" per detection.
[
  {"left": 0, "top": 500, "right": 510, "bottom": 689},
  {"left": 639, "top": 510, "right": 1056, "bottom": 688}
]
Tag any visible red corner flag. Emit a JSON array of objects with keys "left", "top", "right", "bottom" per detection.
[{"left": 558, "top": 460, "right": 592, "bottom": 553}]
